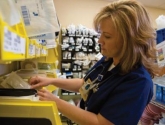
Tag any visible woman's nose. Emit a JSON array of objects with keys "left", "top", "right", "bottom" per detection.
[{"left": 98, "top": 35, "right": 103, "bottom": 45}]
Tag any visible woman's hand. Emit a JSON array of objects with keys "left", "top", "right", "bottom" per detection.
[
  {"left": 37, "top": 88, "right": 58, "bottom": 101},
  {"left": 28, "top": 76, "right": 52, "bottom": 89}
]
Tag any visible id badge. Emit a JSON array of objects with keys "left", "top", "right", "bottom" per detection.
[{"left": 79, "top": 78, "right": 92, "bottom": 101}]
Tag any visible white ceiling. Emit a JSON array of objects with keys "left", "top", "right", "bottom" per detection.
[{"left": 105, "top": 0, "right": 165, "bottom": 10}]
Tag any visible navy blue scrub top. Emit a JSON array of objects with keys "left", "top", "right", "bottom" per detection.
[{"left": 80, "top": 56, "right": 153, "bottom": 125}]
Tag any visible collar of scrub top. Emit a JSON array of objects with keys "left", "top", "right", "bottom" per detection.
[
  {"left": 84, "top": 57, "right": 120, "bottom": 82},
  {"left": 83, "top": 60, "right": 109, "bottom": 83}
]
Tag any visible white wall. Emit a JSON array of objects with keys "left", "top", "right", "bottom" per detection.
[
  {"left": 54, "top": 0, "right": 165, "bottom": 28},
  {"left": 53, "top": 0, "right": 108, "bottom": 28}
]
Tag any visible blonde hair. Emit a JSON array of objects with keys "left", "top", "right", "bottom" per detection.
[{"left": 94, "top": 0, "right": 159, "bottom": 77}]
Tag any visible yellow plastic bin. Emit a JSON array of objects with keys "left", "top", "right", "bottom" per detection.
[
  {"left": 0, "top": 16, "right": 27, "bottom": 61},
  {"left": 0, "top": 98, "right": 62, "bottom": 125},
  {"left": 41, "top": 46, "right": 48, "bottom": 57},
  {"left": 26, "top": 39, "right": 36, "bottom": 59},
  {"left": 35, "top": 41, "right": 41, "bottom": 58}
]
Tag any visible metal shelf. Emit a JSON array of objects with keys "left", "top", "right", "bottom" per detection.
[{"left": 150, "top": 100, "right": 165, "bottom": 110}]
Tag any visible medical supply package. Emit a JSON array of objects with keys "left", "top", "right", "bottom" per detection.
[{"left": 14, "top": 0, "right": 60, "bottom": 37}]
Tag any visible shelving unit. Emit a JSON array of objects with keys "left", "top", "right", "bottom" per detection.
[
  {"left": 151, "top": 100, "right": 165, "bottom": 110},
  {"left": 0, "top": 1, "right": 61, "bottom": 125},
  {"left": 60, "top": 28, "right": 100, "bottom": 98},
  {"left": 61, "top": 34, "right": 100, "bottom": 78},
  {"left": 151, "top": 28, "right": 165, "bottom": 111},
  {"left": 0, "top": 15, "right": 48, "bottom": 63}
]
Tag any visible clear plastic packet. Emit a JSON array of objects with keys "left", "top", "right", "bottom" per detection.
[{"left": 1, "top": 72, "right": 31, "bottom": 89}]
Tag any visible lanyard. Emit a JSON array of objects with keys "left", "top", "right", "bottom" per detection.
[
  {"left": 84, "top": 60, "right": 114, "bottom": 109},
  {"left": 84, "top": 59, "right": 112, "bottom": 85}
]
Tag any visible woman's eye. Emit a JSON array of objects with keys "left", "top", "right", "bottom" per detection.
[{"left": 104, "top": 35, "right": 110, "bottom": 39}]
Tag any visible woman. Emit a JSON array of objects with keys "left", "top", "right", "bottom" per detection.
[{"left": 29, "top": 0, "right": 159, "bottom": 124}]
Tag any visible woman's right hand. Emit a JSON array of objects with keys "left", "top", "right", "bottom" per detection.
[{"left": 28, "top": 76, "right": 52, "bottom": 89}]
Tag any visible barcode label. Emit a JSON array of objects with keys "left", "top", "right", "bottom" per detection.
[{"left": 21, "top": 6, "right": 30, "bottom": 26}]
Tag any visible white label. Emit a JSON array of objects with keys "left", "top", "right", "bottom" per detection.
[
  {"left": 20, "top": 37, "right": 26, "bottom": 54},
  {"left": 69, "top": 93, "right": 75, "bottom": 95},
  {"left": 13, "top": 34, "right": 21, "bottom": 53},
  {"left": 41, "top": 48, "right": 46, "bottom": 55},
  {"left": 4, "top": 27, "right": 26, "bottom": 54},
  {"left": 41, "top": 49, "right": 43, "bottom": 54},
  {"left": 38, "top": 48, "right": 41, "bottom": 55},
  {"left": 35, "top": 46, "right": 39, "bottom": 55},
  {"left": 4, "top": 27, "right": 13, "bottom": 52},
  {"left": 29, "top": 44, "right": 35, "bottom": 56},
  {"left": 32, "top": 45, "right": 35, "bottom": 55},
  {"left": 36, "top": 47, "right": 40, "bottom": 56},
  {"left": 29, "top": 44, "right": 33, "bottom": 55},
  {"left": 45, "top": 50, "right": 48, "bottom": 55}
]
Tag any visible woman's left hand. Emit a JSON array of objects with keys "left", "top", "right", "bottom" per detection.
[{"left": 37, "top": 88, "right": 58, "bottom": 101}]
